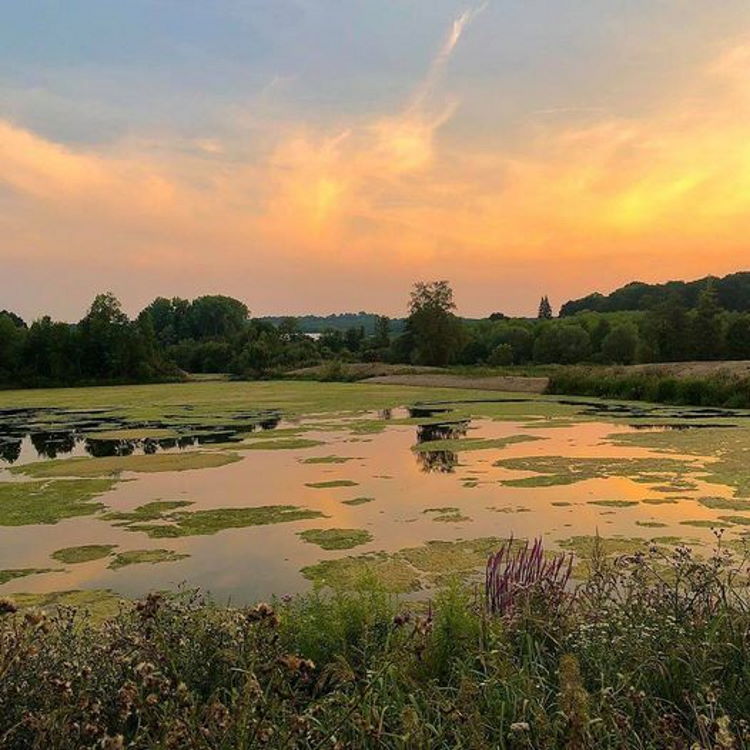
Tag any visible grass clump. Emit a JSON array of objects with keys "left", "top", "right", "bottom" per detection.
[
  {"left": 51, "top": 545, "right": 117, "bottom": 564},
  {"left": 108, "top": 549, "right": 189, "bottom": 570},
  {"left": 12, "top": 451, "right": 241, "bottom": 478},
  {"left": 298, "top": 528, "right": 373, "bottom": 550},
  {"left": 588, "top": 500, "right": 639, "bottom": 508},
  {"left": 0, "top": 479, "right": 115, "bottom": 526}
]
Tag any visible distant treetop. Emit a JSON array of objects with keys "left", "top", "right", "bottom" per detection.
[{"left": 560, "top": 271, "right": 750, "bottom": 316}]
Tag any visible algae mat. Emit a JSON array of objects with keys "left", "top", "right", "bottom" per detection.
[{"left": 1, "top": 380, "right": 749, "bottom": 604}]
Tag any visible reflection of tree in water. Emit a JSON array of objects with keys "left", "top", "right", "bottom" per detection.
[
  {"left": 0, "top": 439, "right": 22, "bottom": 464},
  {"left": 416, "top": 449, "right": 459, "bottom": 473},
  {"left": 416, "top": 421, "right": 469, "bottom": 443},
  {"left": 85, "top": 439, "right": 136, "bottom": 458},
  {"left": 30, "top": 431, "right": 76, "bottom": 458},
  {"left": 414, "top": 420, "right": 469, "bottom": 473}
]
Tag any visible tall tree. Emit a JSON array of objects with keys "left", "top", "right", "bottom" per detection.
[
  {"left": 407, "top": 281, "right": 464, "bottom": 366},
  {"left": 538, "top": 296, "right": 553, "bottom": 319},
  {"left": 692, "top": 280, "right": 722, "bottom": 360},
  {"left": 373, "top": 316, "right": 391, "bottom": 348}
]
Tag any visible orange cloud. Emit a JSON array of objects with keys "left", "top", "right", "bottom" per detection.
[{"left": 1, "top": 30, "right": 750, "bottom": 316}]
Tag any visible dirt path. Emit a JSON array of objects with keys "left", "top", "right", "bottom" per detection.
[{"left": 366, "top": 373, "right": 549, "bottom": 393}]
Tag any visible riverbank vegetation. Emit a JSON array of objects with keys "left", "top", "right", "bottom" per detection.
[{"left": 1, "top": 538, "right": 749, "bottom": 748}]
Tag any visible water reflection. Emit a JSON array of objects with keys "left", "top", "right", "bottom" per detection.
[
  {"left": 414, "top": 420, "right": 469, "bottom": 473},
  {"left": 0, "top": 408, "right": 282, "bottom": 465},
  {"left": 415, "top": 449, "right": 459, "bottom": 473}
]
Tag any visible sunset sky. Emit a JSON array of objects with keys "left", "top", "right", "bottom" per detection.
[{"left": 2, "top": 1, "right": 750, "bottom": 320}]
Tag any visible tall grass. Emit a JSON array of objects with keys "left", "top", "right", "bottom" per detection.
[
  {"left": 548, "top": 366, "right": 750, "bottom": 409},
  {"left": 1, "top": 540, "right": 750, "bottom": 748}
]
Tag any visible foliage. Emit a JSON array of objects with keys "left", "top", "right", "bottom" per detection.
[
  {"left": 560, "top": 270, "right": 750, "bottom": 315},
  {"left": 2, "top": 541, "right": 750, "bottom": 748},
  {"left": 548, "top": 366, "right": 750, "bottom": 409},
  {"left": 404, "top": 280, "right": 465, "bottom": 366}
]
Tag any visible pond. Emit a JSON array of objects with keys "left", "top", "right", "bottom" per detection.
[{"left": 1, "top": 381, "right": 749, "bottom": 607}]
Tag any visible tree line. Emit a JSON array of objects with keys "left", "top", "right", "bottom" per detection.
[
  {"left": 560, "top": 271, "right": 750, "bottom": 316},
  {"left": 2, "top": 277, "right": 750, "bottom": 387}
]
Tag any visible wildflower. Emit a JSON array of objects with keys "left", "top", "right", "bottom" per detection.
[
  {"left": 393, "top": 611, "right": 412, "bottom": 627},
  {"left": 135, "top": 592, "right": 163, "bottom": 619},
  {"left": 23, "top": 608, "right": 45, "bottom": 626},
  {"left": 510, "top": 722, "right": 530, "bottom": 732},
  {"left": 100, "top": 736, "right": 125, "bottom": 750},
  {"left": 247, "top": 602, "right": 280, "bottom": 627}
]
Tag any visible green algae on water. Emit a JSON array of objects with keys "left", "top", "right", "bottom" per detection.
[
  {"left": 126, "top": 505, "right": 327, "bottom": 538},
  {"left": 305, "top": 480, "right": 359, "bottom": 489},
  {"left": 52, "top": 545, "right": 117, "bottom": 564},
  {"left": 302, "top": 537, "right": 507, "bottom": 593},
  {"left": 298, "top": 528, "right": 373, "bottom": 550},
  {"left": 342, "top": 496, "right": 375, "bottom": 506},
  {"left": 12, "top": 451, "right": 241, "bottom": 479},
  {"left": 0, "top": 479, "right": 116, "bottom": 526},
  {"left": 108, "top": 549, "right": 189, "bottom": 570},
  {"left": 412, "top": 435, "right": 542, "bottom": 453},
  {"left": 102, "top": 500, "right": 194, "bottom": 525},
  {"left": 588, "top": 500, "right": 639, "bottom": 508},
  {"left": 0, "top": 568, "right": 56, "bottom": 585}
]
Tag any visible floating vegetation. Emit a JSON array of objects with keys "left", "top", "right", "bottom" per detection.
[
  {"left": 51, "top": 545, "right": 117, "bottom": 564},
  {"left": 85, "top": 428, "right": 178, "bottom": 441},
  {"left": 125, "top": 506, "right": 327, "bottom": 538},
  {"left": 297, "top": 528, "right": 373, "bottom": 550},
  {"left": 0, "top": 479, "right": 115, "bottom": 525},
  {"left": 102, "top": 500, "right": 194, "bottom": 525},
  {"left": 12, "top": 451, "right": 241, "bottom": 478},
  {"left": 488, "top": 505, "right": 531, "bottom": 513},
  {"left": 0, "top": 568, "right": 55, "bottom": 585},
  {"left": 423, "top": 507, "right": 472, "bottom": 522},
  {"left": 697, "top": 497, "right": 750, "bottom": 511},
  {"left": 680, "top": 520, "right": 722, "bottom": 528},
  {"left": 305, "top": 480, "right": 359, "bottom": 489},
  {"left": 642, "top": 497, "right": 679, "bottom": 505},
  {"left": 718, "top": 515, "right": 750, "bottom": 526},
  {"left": 636, "top": 521, "right": 668, "bottom": 528},
  {"left": 300, "top": 455, "right": 356, "bottom": 464},
  {"left": 607, "top": 427, "right": 750, "bottom": 497},
  {"left": 234, "top": 438, "right": 325, "bottom": 451},
  {"left": 342, "top": 496, "right": 375, "bottom": 506},
  {"left": 302, "top": 537, "right": 506, "bottom": 593},
  {"left": 496, "top": 456, "right": 694, "bottom": 488},
  {"left": 588, "top": 500, "right": 639, "bottom": 508},
  {"left": 8, "top": 589, "right": 124, "bottom": 621},
  {"left": 108, "top": 549, "right": 189, "bottom": 569},
  {"left": 412, "top": 435, "right": 542, "bottom": 453}
]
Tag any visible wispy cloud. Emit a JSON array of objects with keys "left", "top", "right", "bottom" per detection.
[{"left": 409, "top": 3, "right": 488, "bottom": 113}]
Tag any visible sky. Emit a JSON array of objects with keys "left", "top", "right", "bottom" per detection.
[{"left": 2, "top": 0, "right": 750, "bottom": 320}]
